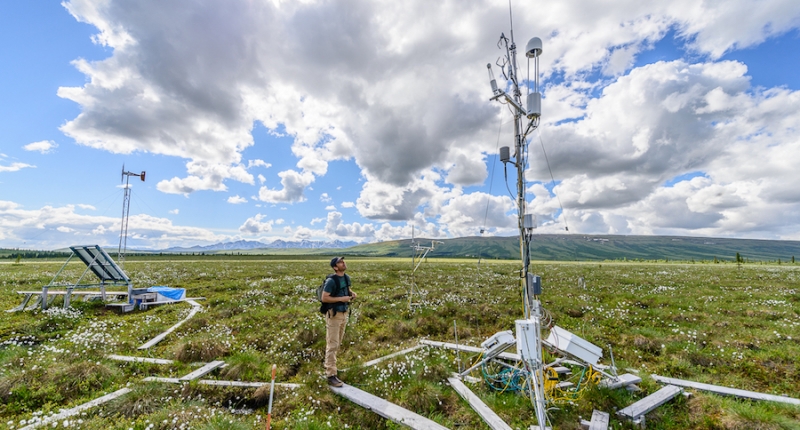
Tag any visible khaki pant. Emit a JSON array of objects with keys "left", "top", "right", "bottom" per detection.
[{"left": 324, "top": 309, "right": 347, "bottom": 377}]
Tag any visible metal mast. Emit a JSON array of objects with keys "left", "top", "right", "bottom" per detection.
[
  {"left": 488, "top": 27, "right": 547, "bottom": 429},
  {"left": 118, "top": 166, "right": 146, "bottom": 267}
]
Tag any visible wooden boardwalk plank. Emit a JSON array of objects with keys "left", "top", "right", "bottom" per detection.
[
  {"left": 588, "top": 410, "right": 609, "bottom": 430},
  {"left": 363, "top": 345, "right": 425, "bottom": 367},
  {"left": 651, "top": 374, "right": 800, "bottom": 406},
  {"left": 332, "top": 383, "right": 450, "bottom": 430},
  {"left": 419, "top": 340, "right": 521, "bottom": 362},
  {"left": 178, "top": 360, "right": 225, "bottom": 381},
  {"left": 618, "top": 385, "right": 682, "bottom": 420},
  {"left": 138, "top": 301, "right": 202, "bottom": 349},
  {"left": 142, "top": 377, "right": 300, "bottom": 389},
  {"left": 447, "top": 377, "right": 512, "bottom": 430},
  {"left": 19, "top": 388, "right": 131, "bottom": 430},
  {"left": 107, "top": 354, "right": 174, "bottom": 365},
  {"left": 599, "top": 373, "right": 642, "bottom": 390}
]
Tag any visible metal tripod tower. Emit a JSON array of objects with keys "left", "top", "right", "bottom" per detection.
[
  {"left": 118, "top": 166, "right": 145, "bottom": 267},
  {"left": 409, "top": 226, "right": 442, "bottom": 309},
  {"left": 487, "top": 23, "right": 547, "bottom": 429}
]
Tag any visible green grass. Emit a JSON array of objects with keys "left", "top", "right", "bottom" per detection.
[{"left": 0, "top": 258, "right": 798, "bottom": 429}]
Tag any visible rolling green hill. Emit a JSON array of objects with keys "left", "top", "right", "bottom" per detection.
[
  {"left": 342, "top": 234, "right": 800, "bottom": 262},
  {"left": 4, "top": 234, "right": 799, "bottom": 262}
]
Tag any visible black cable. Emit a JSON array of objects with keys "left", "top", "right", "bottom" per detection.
[{"left": 503, "top": 163, "right": 517, "bottom": 208}]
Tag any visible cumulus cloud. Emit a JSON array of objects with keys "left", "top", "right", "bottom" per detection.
[
  {"left": 257, "top": 170, "right": 314, "bottom": 203},
  {"left": 341, "top": 201, "right": 355, "bottom": 208},
  {"left": 23, "top": 140, "right": 58, "bottom": 154},
  {"left": 531, "top": 59, "right": 800, "bottom": 239},
  {"left": 325, "top": 211, "right": 375, "bottom": 238},
  {"left": 238, "top": 213, "right": 274, "bottom": 234},
  {"left": 227, "top": 195, "right": 247, "bottom": 204},
  {"left": 438, "top": 192, "right": 516, "bottom": 237},
  {"left": 0, "top": 200, "right": 223, "bottom": 249},
  {"left": 54, "top": 0, "right": 800, "bottom": 241}
]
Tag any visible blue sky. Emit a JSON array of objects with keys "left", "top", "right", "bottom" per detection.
[{"left": 2, "top": 1, "right": 800, "bottom": 250}]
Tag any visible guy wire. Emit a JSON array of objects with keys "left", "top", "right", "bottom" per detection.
[
  {"left": 535, "top": 128, "right": 571, "bottom": 233},
  {"left": 482, "top": 110, "right": 507, "bottom": 233}
]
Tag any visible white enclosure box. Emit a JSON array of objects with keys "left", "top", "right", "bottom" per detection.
[
  {"left": 481, "top": 330, "right": 515, "bottom": 357},
  {"left": 545, "top": 325, "right": 603, "bottom": 365},
  {"left": 515, "top": 319, "right": 542, "bottom": 365}
]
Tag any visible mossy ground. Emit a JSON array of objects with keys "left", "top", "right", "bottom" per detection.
[{"left": 0, "top": 258, "right": 798, "bottom": 429}]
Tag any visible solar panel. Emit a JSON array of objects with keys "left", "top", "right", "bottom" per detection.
[{"left": 69, "top": 245, "right": 131, "bottom": 283}]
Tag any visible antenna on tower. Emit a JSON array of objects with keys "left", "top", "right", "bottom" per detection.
[
  {"left": 486, "top": 8, "right": 548, "bottom": 428},
  {"left": 118, "top": 165, "right": 146, "bottom": 267}
]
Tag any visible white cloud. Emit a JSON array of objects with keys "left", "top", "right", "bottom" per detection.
[
  {"left": 325, "top": 205, "right": 336, "bottom": 211},
  {"left": 157, "top": 160, "right": 254, "bottom": 195},
  {"left": 168, "top": 209, "right": 179, "bottom": 214},
  {"left": 292, "top": 226, "right": 314, "bottom": 240},
  {"left": 319, "top": 193, "right": 331, "bottom": 202},
  {"left": 310, "top": 217, "right": 324, "bottom": 225},
  {"left": 238, "top": 214, "right": 274, "bottom": 234},
  {"left": 341, "top": 201, "right": 355, "bottom": 208},
  {"left": 23, "top": 140, "right": 58, "bottom": 154},
  {"left": 0, "top": 162, "right": 35, "bottom": 173},
  {"left": 257, "top": 170, "right": 314, "bottom": 203},
  {"left": 55, "top": 0, "right": 800, "bottom": 240},
  {"left": 325, "top": 211, "right": 375, "bottom": 238},
  {"left": 77, "top": 204, "right": 96, "bottom": 210},
  {"left": 0, "top": 200, "right": 224, "bottom": 249},
  {"left": 248, "top": 159, "right": 271, "bottom": 169},
  {"left": 438, "top": 192, "right": 516, "bottom": 238},
  {"left": 227, "top": 195, "right": 247, "bottom": 204}
]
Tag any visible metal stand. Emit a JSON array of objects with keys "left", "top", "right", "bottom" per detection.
[
  {"left": 118, "top": 166, "right": 145, "bottom": 268},
  {"left": 487, "top": 20, "right": 547, "bottom": 430},
  {"left": 408, "top": 235, "right": 441, "bottom": 310}
]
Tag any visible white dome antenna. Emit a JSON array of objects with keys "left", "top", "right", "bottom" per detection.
[{"left": 525, "top": 37, "right": 542, "bottom": 58}]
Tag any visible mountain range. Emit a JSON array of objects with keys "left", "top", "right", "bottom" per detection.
[
  {"left": 11, "top": 235, "right": 800, "bottom": 262},
  {"left": 162, "top": 239, "right": 358, "bottom": 252}
]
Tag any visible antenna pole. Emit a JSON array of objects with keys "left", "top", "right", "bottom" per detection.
[
  {"left": 488, "top": 21, "right": 546, "bottom": 429},
  {"left": 118, "top": 167, "right": 146, "bottom": 267}
]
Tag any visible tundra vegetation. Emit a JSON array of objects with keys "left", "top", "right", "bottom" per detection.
[{"left": 0, "top": 257, "right": 798, "bottom": 429}]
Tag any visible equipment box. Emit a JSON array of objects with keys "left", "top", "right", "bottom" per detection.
[{"left": 545, "top": 325, "right": 602, "bottom": 365}]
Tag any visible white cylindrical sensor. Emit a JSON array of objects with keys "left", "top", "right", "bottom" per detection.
[{"left": 527, "top": 92, "right": 541, "bottom": 119}]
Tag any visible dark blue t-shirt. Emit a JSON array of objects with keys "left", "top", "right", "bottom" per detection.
[{"left": 323, "top": 274, "right": 350, "bottom": 314}]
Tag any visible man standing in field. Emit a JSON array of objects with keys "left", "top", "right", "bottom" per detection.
[{"left": 321, "top": 256, "right": 357, "bottom": 387}]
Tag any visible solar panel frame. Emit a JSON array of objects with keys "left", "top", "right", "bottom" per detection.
[{"left": 69, "top": 245, "right": 131, "bottom": 283}]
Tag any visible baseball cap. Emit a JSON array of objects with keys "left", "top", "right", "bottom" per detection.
[{"left": 330, "top": 256, "right": 345, "bottom": 267}]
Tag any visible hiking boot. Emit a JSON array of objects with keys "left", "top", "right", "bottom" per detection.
[{"left": 327, "top": 375, "right": 344, "bottom": 387}]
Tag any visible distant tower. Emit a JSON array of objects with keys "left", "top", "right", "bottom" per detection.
[{"left": 119, "top": 165, "right": 146, "bottom": 267}]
